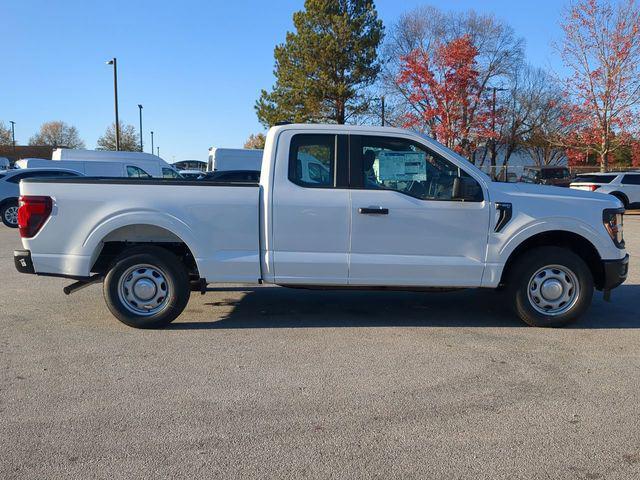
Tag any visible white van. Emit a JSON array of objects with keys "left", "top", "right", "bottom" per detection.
[
  {"left": 20, "top": 152, "right": 181, "bottom": 179},
  {"left": 207, "top": 148, "right": 263, "bottom": 172},
  {"left": 16, "top": 158, "right": 181, "bottom": 178}
]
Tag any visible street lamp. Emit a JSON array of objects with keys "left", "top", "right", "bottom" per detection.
[
  {"left": 9, "top": 121, "right": 15, "bottom": 155},
  {"left": 150, "top": 131, "right": 154, "bottom": 155},
  {"left": 138, "top": 104, "right": 143, "bottom": 152},
  {"left": 106, "top": 58, "right": 120, "bottom": 151},
  {"left": 156, "top": 146, "right": 160, "bottom": 157}
]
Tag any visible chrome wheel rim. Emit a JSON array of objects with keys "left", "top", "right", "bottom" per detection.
[
  {"left": 117, "top": 264, "right": 170, "bottom": 316},
  {"left": 4, "top": 206, "right": 18, "bottom": 225},
  {"left": 527, "top": 264, "right": 580, "bottom": 316}
]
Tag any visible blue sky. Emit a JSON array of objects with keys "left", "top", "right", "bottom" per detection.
[{"left": 2, "top": 0, "right": 565, "bottom": 162}]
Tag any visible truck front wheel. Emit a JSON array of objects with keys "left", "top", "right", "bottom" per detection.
[
  {"left": 508, "top": 246, "right": 593, "bottom": 327},
  {"left": 103, "top": 246, "right": 190, "bottom": 328}
]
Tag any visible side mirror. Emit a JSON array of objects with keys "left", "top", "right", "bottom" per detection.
[
  {"left": 452, "top": 176, "right": 463, "bottom": 199},
  {"left": 452, "top": 176, "right": 482, "bottom": 201}
]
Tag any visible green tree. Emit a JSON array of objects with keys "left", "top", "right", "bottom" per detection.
[
  {"left": 256, "top": 0, "right": 384, "bottom": 127},
  {"left": 96, "top": 122, "right": 139, "bottom": 151}
]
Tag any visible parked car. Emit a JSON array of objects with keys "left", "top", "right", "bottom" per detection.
[
  {"left": 570, "top": 171, "right": 640, "bottom": 209},
  {"left": 207, "top": 147, "right": 263, "bottom": 172},
  {"left": 1, "top": 168, "right": 84, "bottom": 227},
  {"left": 16, "top": 157, "right": 181, "bottom": 179},
  {"left": 520, "top": 166, "right": 573, "bottom": 187},
  {"left": 14, "top": 124, "right": 627, "bottom": 329},
  {"left": 203, "top": 170, "right": 261, "bottom": 183},
  {"left": 0, "top": 157, "right": 10, "bottom": 170},
  {"left": 173, "top": 160, "right": 207, "bottom": 172}
]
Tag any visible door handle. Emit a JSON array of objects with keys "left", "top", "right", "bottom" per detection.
[{"left": 358, "top": 207, "right": 389, "bottom": 215}]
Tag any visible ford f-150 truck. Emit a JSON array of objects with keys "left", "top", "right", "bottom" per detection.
[{"left": 14, "top": 124, "right": 628, "bottom": 328}]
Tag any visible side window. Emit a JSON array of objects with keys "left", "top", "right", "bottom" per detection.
[
  {"left": 356, "top": 136, "right": 482, "bottom": 201},
  {"left": 127, "top": 165, "right": 152, "bottom": 178},
  {"left": 289, "top": 134, "right": 335, "bottom": 188},
  {"left": 162, "top": 168, "right": 180, "bottom": 179},
  {"left": 621, "top": 175, "right": 640, "bottom": 185},
  {"left": 7, "top": 173, "right": 26, "bottom": 184}
]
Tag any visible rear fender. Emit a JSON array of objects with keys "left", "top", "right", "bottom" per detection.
[{"left": 83, "top": 210, "right": 202, "bottom": 274}]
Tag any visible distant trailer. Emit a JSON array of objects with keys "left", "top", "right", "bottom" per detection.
[{"left": 207, "top": 148, "right": 263, "bottom": 172}]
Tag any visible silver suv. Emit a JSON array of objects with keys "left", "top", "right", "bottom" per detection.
[
  {"left": 0, "top": 168, "right": 83, "bottom": 227},
  {"left": 570, "top": 172, "right": 640, "bottom": 210}
]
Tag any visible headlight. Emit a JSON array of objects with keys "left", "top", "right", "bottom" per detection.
[{"left": 603, "top": 208, "right": 625, "bottom": 248}]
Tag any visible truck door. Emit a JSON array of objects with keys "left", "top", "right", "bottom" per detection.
[
  {"left": 271, "top": 132, "right": 350, "bottom": 285},
  {"left": 348, "top": 134, "right": 490, "bottom": 287}
]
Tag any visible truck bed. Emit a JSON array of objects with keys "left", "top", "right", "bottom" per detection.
[{"left": 19, "top": 177, "right": 261, "bottom": 282}]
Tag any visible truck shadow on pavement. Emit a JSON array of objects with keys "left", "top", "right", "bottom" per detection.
[{"left": 168, "top": 284, "right": 640, "bottom": 330}]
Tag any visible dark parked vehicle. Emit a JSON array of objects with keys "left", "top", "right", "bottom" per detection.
[
  {"left": 520, "top": 166, "right": 572, "bottom": 187},
  {"left": 204, "top": 170, "right": 261, "bottom": 183}
]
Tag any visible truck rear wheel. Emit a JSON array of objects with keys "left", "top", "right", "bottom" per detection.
[
  {"left": 103, "top": 246, "right": 190, "bottom": 328},
  {"left": 508, "top": 246, "right": 593, "bottom": 327}
]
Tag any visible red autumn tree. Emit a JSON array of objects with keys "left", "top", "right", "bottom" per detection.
[
  {"left": 558, "top": 0, "right": 640, "bottom": 171},
  {"left": 396, "top": 35, "right": 495, "bottom": 159}
]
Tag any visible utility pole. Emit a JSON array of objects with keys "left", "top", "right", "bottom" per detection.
[
  {"left": 138, "top": 104, "right": 143, "bottom": 152},
  {"left": 106, "top": 58, "right": 120, "bottom": 151},
  {"left": 490, "top": 86, "right": 507, "bottom": 180},
  {"left": 9, "top": 121, "right": 16, "bottom": 156},
  {"left": 381, "top": 96, "right": 385, "bottom": 127},
  {"left": 151, "top": 131, "right": 154, "bottom": 155}
]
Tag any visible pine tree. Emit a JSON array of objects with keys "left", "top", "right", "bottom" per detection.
[{"left": 256, "top": 0, "right": 383, "bottom": 127}]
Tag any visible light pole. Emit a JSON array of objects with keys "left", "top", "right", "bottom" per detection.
[
  {"left": 106, "top": 58, "right": 120, "bottom": 151},
  {"left": 156, "top": 146, "right": 160, "bottom": 157},
  {"left": 381, "top": 96, "right": 385, "bottom": 127},
  {"left": 138, "top": 104, "right": 143, "bottom": 152},
  {"left": 150, "top": 131, "right": 154, "bottom": 155},
  {"left": 9, "top": 121, "right": 16, "bottom": 155}
]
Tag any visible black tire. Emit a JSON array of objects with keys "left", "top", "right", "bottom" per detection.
[
  {"left": 610, "top": 192, "right": 629, "bottom": 210},
  {"left": 507, "top": 246, "right": 593, "bottom": 327},
  {"left": 103, "top": 246, "right": 190, "bottom": 328},
  {"left": 1, "top": 200, "right": 19, "bottom": 228}
]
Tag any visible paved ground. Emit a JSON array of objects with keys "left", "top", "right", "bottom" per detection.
[{"left": 0, "top": 218, "right": 639, "bottom": 480}]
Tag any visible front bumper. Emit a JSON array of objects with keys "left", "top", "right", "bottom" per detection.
[
  {"left": 14, "top": 249, "right": 35, "bottom": 275},
  {"left": 601, "top": 254, "right": 629, "bottom": 290}
]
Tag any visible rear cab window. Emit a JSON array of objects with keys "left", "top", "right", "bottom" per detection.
[{"left": 288, "top": 134, "right": 347, "bottom": 188}]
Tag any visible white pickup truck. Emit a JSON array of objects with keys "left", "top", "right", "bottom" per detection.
[{"left": 14, "top": 124, "right": 628, "bottom": 328}]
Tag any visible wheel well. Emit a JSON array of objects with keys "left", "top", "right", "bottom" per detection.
[
  {"left": 500, "top": 231, "right": 604, "bottom": 290},
  {"left": 0, "top": 197, "right": 18, "bottom": 209},
  {"left": 90, "top": 225, "right": 199, "bottom": 277},
  {"left": 610, "top": 191, "right": 629, "bottom": 206}
]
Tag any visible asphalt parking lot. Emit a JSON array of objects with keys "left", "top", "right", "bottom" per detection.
[{"left": 1, "top": 218, "right": 639, "bottom": 480}]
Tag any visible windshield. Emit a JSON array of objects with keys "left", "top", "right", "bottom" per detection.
[{"left": 415, "top": 132, "right": 491, "bottom": 183}]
